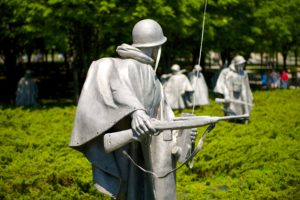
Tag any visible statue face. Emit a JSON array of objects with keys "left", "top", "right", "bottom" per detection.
[
  {"left": 139, "top": 45, "right": 162, "bottom": 72},
  {"left": 235, "top": 63, "right": 245, "bottom": 73},
  {"left": 139, "top": 46, "right": 160, "bottom": 61},
  {"left": 151, "top": 46, "right": 160, "bottom": 61}
]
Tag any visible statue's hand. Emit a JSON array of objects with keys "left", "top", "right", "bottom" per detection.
[
  {"left": 131, "top": 110, "right": 156, "bottom": 140},
  {"left": 161, "top": 74, "right": 168, "bottom": 79},
  {"left": 190, "top": 128, "right": 198, "bottom": 143},
  {"left": 224, "top": 96, "right": 231, "bottom": 103}
]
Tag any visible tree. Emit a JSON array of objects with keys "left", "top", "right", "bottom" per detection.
[
  {"left": 254, "top": 0, "right": 300, "bottom": 69},
  {"left": 0, "top": 0, "right": 32, "bottom": 101},
  {"left": 1, "top": 0, "right": 299, "bottom": 103},
  {"left": 207, "top": 0, "right": 260, "bottom": 64}
]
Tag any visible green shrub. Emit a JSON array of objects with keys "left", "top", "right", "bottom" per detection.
[
  {"left": 177, "top": 90, "right": 300, "bottom": 199},
  {"left": 0, "top": 90, "right": 299, "bottom": 199}
]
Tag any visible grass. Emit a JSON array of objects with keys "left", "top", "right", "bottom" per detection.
[{"left": 0, "top": 89, "right": 299, "bottom": 199}]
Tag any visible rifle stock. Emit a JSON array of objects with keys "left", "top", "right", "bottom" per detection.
[{"left": 104, "top": 114, "right": 249, "bottom": 153}]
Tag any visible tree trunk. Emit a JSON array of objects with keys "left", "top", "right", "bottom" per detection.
[
  {"left": 221, "top": 50, "right": 226, "bottom": 67},
  {"left": 208, "top": 53, "right": 211, "bottom": 68},
  {"left": 27, "top": 52, "right": 32, "bottom": 66},
  {"left": 295, "top": 49, "right": 298, "bottom": 67},
  {"left": 68, "top": 53, "right": 79, "bottom": 103},
  {"left": 244, "top": 52, "right": 251, "bottom": 61},
  {"left": 72, "top": 64, "right": 80, "bottom": 103},
  {"left": 42, "top": 50, "right": 48, "bottom": 63},
  {"left": 275, "top": 52, "right": 278, "bottom": 68},
  {"left": 192, "top": 47, "right": 198, "bottom": 66},
  {"left": 27, "top": 49, "right": 33, "bottom": 67},
  {"left": 282, "top": 52, "right": 288, "bottom": 71},
  {"left": 71, "top": 23, "right": 86, "bottom": 103},
  {"left": 221, "top": 49, "right": 230, "bottom": 68},
  {"left": 160, "top": 44, "right": 173, "bottom": 74},
  {"left": 3, "top": 50, "right": 19, "bottom": 103},
  {"left": 51, "top": 49, "right": 55, "bottom": 63},
  {"left": 260, "top": 52, "right": 264, "bottom": 68},
  {"left": 200, "top": 51, "right": 206, "bottom": 70}
]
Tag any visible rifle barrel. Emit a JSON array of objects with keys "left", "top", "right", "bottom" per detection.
[
  {"left": 217, "top": 114, "right": 249, "bottom": 121},
  {"left": 152, "top": 114, "right": 249, "bottom": 131},
  {"left": 215, "top": 98, "right": 253, "bottom": 106},
  {"left": 174, "top": 114, "right": 249, "bottom": 121}
]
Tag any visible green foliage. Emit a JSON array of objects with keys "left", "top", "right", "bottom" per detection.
[
  {"left": 177, "top": 90, "right": 300, "bottom": 199},
  {"left": 0, "top": 90, "right": 299, "bottom": 199},
  {"left": 0, "top": 106, "right": 108, "bottom": 199},
  {"left": 254, "top": 0, "right": 300, "bottom": 54},
  {"left": 1, "top": 0, "right": 299, "bottom": 65},
  {"left": 1, "top": 0, "right": 300, "bottom": 100}
]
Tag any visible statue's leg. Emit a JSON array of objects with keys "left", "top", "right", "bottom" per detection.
[{"left": 145, "top": 131, "right": 176, "bottom": 200}]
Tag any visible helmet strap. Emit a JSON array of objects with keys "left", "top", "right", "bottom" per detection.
[{"left": 154, "top": 46, "right": 161, "bottom": 73}]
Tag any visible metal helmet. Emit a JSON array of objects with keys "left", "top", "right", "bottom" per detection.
[
  {"left": 171, "top": 64, "right": 180, "bottom": 72},
  {"left": 132, "top": 19, "right": 167, "bottom": 48},
  {"left": 232, "top": 55, "right": 246, "bottom": 66},
  {"left": 24, "top": 70, "right": 32, "bottom": 78},
  {"left": 194, "top": 64, "right": 202, "bottom": 71}
]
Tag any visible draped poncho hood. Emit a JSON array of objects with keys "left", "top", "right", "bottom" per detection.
[{"left": 70, "top": 44, "right": 161, "bottom": 147}]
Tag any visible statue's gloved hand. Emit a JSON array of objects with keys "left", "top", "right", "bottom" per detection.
[
  {"left": 190, "top": 128, "right": 198, "bottom": 143},
  {"left": 161, "top": 74, "right": 169, "bottom": 79},
  {"left": 224, "top": 96, "right": 231, "bottom": 103},
  {"left": 131, "top": 110, "right": 156, "bottom": 140}
]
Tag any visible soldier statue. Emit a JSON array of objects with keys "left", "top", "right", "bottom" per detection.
[
  {"left": 69, "top": 19, "right": 197, "bottom": 200},
  {"left": 214, "top": 55, "right": 253, "bottom": 118},
  {"left": 162, "top": 64, "right": 194, "bottom": 109},
  {"left": 15, "top": 70, "right": 39, "bottom": 106},
  {"left": 188, "top": 64, "right": 210, "bottom": 106}
]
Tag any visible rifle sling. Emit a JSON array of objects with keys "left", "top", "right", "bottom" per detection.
[{"left": 122, "top": 123, "right": 216, "bottom": 178}]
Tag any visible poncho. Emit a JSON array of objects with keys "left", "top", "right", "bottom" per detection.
[{"left": 70, "top": 44, "right": 177, "bottom": 199}]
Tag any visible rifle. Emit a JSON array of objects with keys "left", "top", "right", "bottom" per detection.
[
  {"left": 104, "top": 114, "right": 249, "bottom": 153},
  {"left": 215, "top": 98, "right": 254, "bottom": 107},
  {"left": 161, "top": 69, "right": 187, "bottom": 79}
]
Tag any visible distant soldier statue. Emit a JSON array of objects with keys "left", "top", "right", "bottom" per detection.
[
  {"left": 15, "top": 70, "right": 39, "bottom": 106},
  {"left": 188, "top": 64, "right": 210, "bottom": 106},
  {"left": 214, "top": 55, "right": 253, "bottom": 118},
  {"left": 162, "top": 64, "right": 194, "bottom": 109},
  {"left": 69, "top": 19, "right": 198, "bottom": 200}
]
